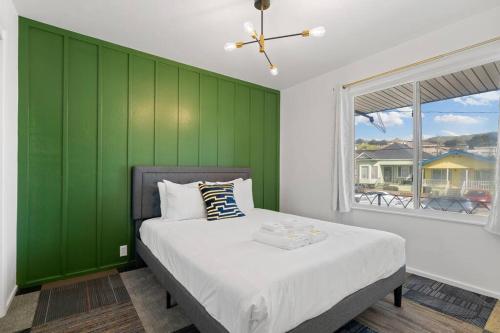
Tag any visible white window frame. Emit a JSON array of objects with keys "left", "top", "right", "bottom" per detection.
[{"left": 350, "top": 44, "right": 500, "bottom": 225}]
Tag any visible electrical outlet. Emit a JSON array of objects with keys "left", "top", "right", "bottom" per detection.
[{"left": 119, "top": 245, "right": 128, "bottom": 257}]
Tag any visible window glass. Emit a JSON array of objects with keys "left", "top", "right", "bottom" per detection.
[
  {"left": 398, "top": 166, "right": 411, "bottom": 178},
  {"left": 354, "top": 83, "right": 414, "bottom": 209},
  {"left": 419, "top": 61, "right": 499, "bottom": 216},
  {"left": 371, "top": 165, "right": 379, "bottom": 179},
  {"left": 431, "top": 169, "right": 446, "bottom": 180},
  {"left": 360, "top": 166, "right": 369, "bottom": 179},
  {"left": 353, "top": 60, "right": 499, "bottom": 218}
]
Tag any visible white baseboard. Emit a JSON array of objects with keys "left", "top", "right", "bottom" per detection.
[
  {"left": 0, "top": 284, "right": 17, "bottom": 318},
  {"left": 407, "top": 266, "right": 500, "bottom": 299}
]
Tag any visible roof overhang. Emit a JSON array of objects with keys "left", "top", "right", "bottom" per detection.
[{"left": 355, "top": 61, "right": 500, "bottom": 114}]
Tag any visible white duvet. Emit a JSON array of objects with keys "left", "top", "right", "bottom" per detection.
[{"left": 140, "top": 209, "right": 405, "bottom": 333}]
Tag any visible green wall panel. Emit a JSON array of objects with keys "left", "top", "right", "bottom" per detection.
[
  {"left": 178, "top": 69, "right": 200, "bottom": 166},
  {"left": 66, "top": 38, "right": 98, "bottom": 273},
  {"left": 25, "top": 28, "right": 64, "bottom": 283},
  {"left": 129, "top": 55, "right": 155, "bottom": 167},
  {"left": 155, "top": 63, "right": 179, "bottom": 166},
  {"left": 100, "top": 47, "right": 129, "bottom": 267},
  {"left": 250, "top": 89, "right": 265, "bottom": 208},
  {"left": 263, "top": 93, "right": 278, "bottom": 211},
  {"left": 218, "top": 80, "right": 235, "bottom": 167},
  {"left": 234, "top": 85, "right": 251, "bottom": 167},
  {"left": 18, "top": 18, "right": 279, "bottom": 287},
  {"left": 199, "top": 75, "right": 218, "bottom": 166}
]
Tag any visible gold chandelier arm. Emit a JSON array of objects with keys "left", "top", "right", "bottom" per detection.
[
  {"left": 239, "top": 31, "right": 306, "bottom": 47},
  {"left": 254, "top": 35, "right": 273, "bottom": 66},
  {"left": 264, "top": 32, "right": 305, "bottom": 41},
  {"left": 262, "top": 50, "right": 273, "bottom": 67},
  {"left": 242, "top": 40, "right": 259, "bottom": 46}
]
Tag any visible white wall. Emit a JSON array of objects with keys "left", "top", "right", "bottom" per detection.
[
  {"left": 0, "top": 0, "right": 18, "bottom": 318},
  {"left": 280, "top": 7, "right": 500, "bottom": 298}
]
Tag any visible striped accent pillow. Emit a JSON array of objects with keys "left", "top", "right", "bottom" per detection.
[{"left": 198, "top": 183, "right": 245, "bottom": 221}]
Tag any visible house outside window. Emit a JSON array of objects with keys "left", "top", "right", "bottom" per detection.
[{"left": 354, "top": 60, "right": 499, "bottom": 217}]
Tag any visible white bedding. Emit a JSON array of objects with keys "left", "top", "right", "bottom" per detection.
[{"left": 140, "top": 209, "right": 405, "bottom": 333}]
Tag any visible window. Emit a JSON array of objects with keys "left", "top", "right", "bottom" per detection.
[
  {"left": 476, "top": 170, "right": 494, "bottom": 181},
  {"left": 354, "top": 60, "right": 499, "bottom": 218},
  {"left": 354, "top": 83, "right": 414, "bottom": 209},
  {"left": 371, "top": 165, "right": 379, "bottom": 179},
  {"left": 431, "top": 169, "right": 446, "bottom": 180},
  {"left": 398, "top": 166, "right": 411, "bottom": 178},
  {"left": 360, "top": 166, "right": 369, "bottom": 179}
]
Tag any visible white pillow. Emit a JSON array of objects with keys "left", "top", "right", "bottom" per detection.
[
  {"left": 158, "top": 178, "right": 254, "bottom": 219},
  {"left": 234, "top": 179, "right": 254, "bottom": 214},
  {"left": 163, "top": 180, "right": 206, "bottom": 220},
  {"left": 205, "top": 178, "right": 243, "bottom": 185},
  {"left": 157, "top": 182, "right": 168, "bottom": 218}
]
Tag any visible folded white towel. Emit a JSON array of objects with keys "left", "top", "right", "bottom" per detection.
[
  {"left": 280, "top": 219, "right": 313, "bottom": 232},
  {"left": 260, "top": 223, "right": 289, "bottom": 237},
  {"left": 261, "top": 222, "right": 287, "bottom": 232},
  {"left": 306, "top": 228, "right": 328, "bottom": 244},
  {"left": 253, "top": 230, "right": 310, "bottom": 250}
]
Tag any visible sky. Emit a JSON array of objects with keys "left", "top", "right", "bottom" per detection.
[{"left": 355, "top": 90, "right": 500, "bottom": 141}]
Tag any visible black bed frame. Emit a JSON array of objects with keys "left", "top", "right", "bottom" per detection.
[{"left": 132, "top": 166, "right": 405, "bottom": 333}]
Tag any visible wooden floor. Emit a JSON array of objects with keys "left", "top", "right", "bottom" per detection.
[
  {"left": 1, "top": 268, "right": 499, "bottom": 333},
  {"left": 358, "top": 295, "right": 490, "bottom": 333},
  {"left": 486, "top": 302, "right": 500, "bottom": 333}
]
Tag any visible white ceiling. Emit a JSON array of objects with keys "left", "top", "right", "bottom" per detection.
[{"left": 13, "top": 0, "right": 500, "bottom": 90}]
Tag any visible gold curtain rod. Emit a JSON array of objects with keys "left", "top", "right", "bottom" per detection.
[{"left": 342, "top": 35, "right": 500, "bottom": 89}]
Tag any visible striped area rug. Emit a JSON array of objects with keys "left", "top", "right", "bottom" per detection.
[
  {"left": 403, "top": 274, "right": 496, "bottom": 328},
  {"left": 30, "top": 270, "right": 144, "bottom": 333},
  {"left": 335, "top": 320, "right": 377, "bottom": 333}
]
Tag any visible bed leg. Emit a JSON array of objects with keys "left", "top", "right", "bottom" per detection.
[
  {"left": 394, "top": 285, "right": 402, "bottom": 307},
  {"left": 166, "top": 291, "right": 177, "bottom": 309}
]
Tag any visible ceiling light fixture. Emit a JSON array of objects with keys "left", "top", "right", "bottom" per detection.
[{"left": 224, "top": 0, "right": 325, "bottom": 76}]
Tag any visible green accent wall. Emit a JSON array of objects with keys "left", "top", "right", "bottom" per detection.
[{"left": 18, "top": 18, "right": 280, "bottom": 287}]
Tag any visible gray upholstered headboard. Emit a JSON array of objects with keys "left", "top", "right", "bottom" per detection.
[{"left": 132, "top": 166, "right": 251, "bottom": 221}]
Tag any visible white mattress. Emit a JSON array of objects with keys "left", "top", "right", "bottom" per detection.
[{"left": 140, "top": 209, "right": 405, "bottom": 333}]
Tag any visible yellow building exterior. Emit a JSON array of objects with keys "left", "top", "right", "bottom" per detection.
[
  {"left": 422, "top": 151, "right": 495, "bottom": 193},
  {"left": 356, "top": 146, "right": 496, "bottom": 194}
]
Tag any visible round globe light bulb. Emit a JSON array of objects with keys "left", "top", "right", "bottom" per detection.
[
  {"left": 309, "top": 26, "right": 326, "bottom": 37},
  {"left": 224, "top": 42, "right": 237, "bottom": 51},
  {"left": 270, "top": 66, "right": 279, "bottom": 76},
  {"left": 243, "top": 21, "right": 255, "bottom": 36}
]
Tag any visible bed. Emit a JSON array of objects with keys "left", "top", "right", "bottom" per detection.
[{"left": 133, "top": 166, "right": 406, "bottom": 333}]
